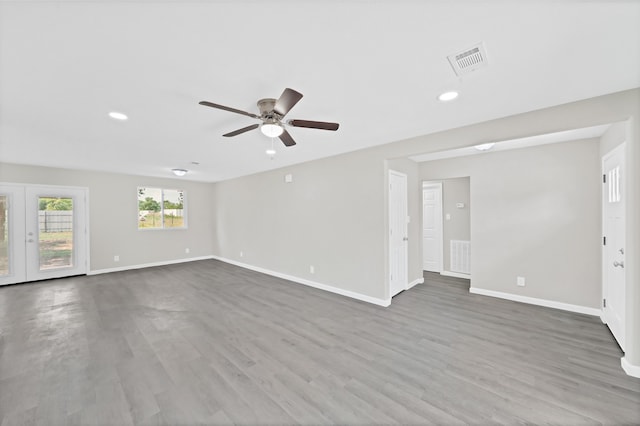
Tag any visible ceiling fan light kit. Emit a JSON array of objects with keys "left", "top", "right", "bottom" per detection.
[
  {"left": 261, "top": 122, "right": 284, "bottom": 138},
  {"left": 199, "top": 88, "right": 339, "bottom": 148}
]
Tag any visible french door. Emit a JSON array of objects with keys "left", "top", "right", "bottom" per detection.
[{"left": 0, "top": 184, "right": 88, "bottom": 286}]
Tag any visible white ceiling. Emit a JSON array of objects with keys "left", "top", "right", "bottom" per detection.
[{"left": 1, "top": 1, "right": 639, "bottom": 182}]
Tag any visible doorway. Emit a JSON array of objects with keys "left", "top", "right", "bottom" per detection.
[
  {"left": 422, "top": 182, "right": 443, "bottom": 273},
  {"left": 0, "top": 184, "right": 88, "bottom": 286},
  {"left": 602, "top": 143, "right": 626, "bottom": 350},
  {"left": 389, "top": 170, "right": 408, "bottom": 297}
]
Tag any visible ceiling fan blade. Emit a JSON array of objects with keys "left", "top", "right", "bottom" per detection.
[
  {"left": 223, "top": 123, "right": 260, "bottom": 137},
  {"left": 288, "top": 119, "right": 339, "bottom": 131},
  {"left": 199, "top": 101, "right": 260, "bottom": 119},
  {"left": 279, "top": 129, "right": 297, "bottom": 147},
  {"left": 273, "top": 88, "right": 303, "bottom": 117}
]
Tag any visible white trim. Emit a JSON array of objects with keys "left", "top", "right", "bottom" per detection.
[
  {"left": 621, "top": 357, "right": 640, "bottom": 378},
  {"left": 406, "top": 277, "right": 424, "bottom": 290},
  {"left": 88, "top": 255, "right": 215, "bottom": 275},
  {"left": 441, "top": 270, "right": 471, "bottom": 279},
  {"left": 212, "top": 255, "right": 391, "bottom": 307},
  {"left": 469, "top": 287, "right": 602, "bottom": 316}
]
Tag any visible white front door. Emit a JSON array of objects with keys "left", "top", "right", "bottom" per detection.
[
  {"left": 0, "top": 184, "right": 88, "bottom": 286},
  {"left": 602, "top": 143, "right": 626, "bottom": 350},
  {"left": 422, "top": 182, "right": 443, "bottom": 272},
  {"left": 389, "top": 170, "right": 408, "bottom": 297}
]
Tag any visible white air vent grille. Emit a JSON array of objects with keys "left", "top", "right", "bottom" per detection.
[
  {"left": 450, "top": 240, "right": 471, "bottom": 274},
  {"left": 448, "top": 43, "right": 488, "bottom": 76}
]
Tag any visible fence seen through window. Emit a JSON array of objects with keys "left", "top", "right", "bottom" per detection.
[
  {"left": 138, "top": 187, "right": 186, "bottom": 229},
  {"left": 38, "top": 197, "right": 74, "bottom": 270}
]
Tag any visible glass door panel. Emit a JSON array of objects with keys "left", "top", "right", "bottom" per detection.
[
  {"left": 0, "top": 185, "right": 26, "bottom": 286},
  {"left": 26, "top": 186, "right": 87, "bottom": 282},
  {"left": 38, "top": 197, "right": 74, "bottom": 270}
]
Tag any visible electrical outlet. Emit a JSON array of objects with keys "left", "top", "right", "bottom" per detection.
[
  {"left": 185, "top": 248, "right": 190, "bottom": 254},
  {"left": 310, "top": 265, "right": 315, "bottom": 274},
  {"left": 114, "top": 255, "right": 119, "bottom": 262},
  {"left": 517, "top": 276, "right": 526, "bottom": 287}
]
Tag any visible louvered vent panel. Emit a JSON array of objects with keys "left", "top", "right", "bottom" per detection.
[
  {"left": 450, "top": 240, "right": 471, "bottom": 274},
  {"left": 447, "top": 43, "right": 488, "bottom": 76}
]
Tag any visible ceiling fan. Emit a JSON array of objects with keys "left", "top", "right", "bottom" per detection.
[{"left": 199, "top": 88, "right": 339, "bottom": 147}]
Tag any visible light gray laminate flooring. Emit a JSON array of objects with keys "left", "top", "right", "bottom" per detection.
[{"left": 0, "top": 261, "right": 638, "bottom": 425}]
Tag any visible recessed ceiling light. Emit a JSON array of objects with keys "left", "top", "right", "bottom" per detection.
[
  {"left": 437, "top": 91, "right": 459, "bottom": 102},
  {"left": 108, "top": 111, "right": 128, "bottom": 120},
  {"left": 474, "top": 142, "right": 495, "bottom": 151},
  {"left": 172, "top": 168, "right": 188, "bottom": 176}
]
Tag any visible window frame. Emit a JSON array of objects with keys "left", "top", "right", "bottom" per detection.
[{"left": 137, "top": 187, "right": 187, "bottom": 230}]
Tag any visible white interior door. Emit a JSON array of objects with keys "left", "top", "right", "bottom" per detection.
[
  {"left": 602, "top": 143, "right": 626, "bottom": 350},
  {"left": 0, "top": 184, "right": 88, "bottom": 285},
  {"left": 389, "top": 170, "right": 408, "bottom": 297},
  {"left": 423, "top": 182, "right": 443, "bottom": 272}
]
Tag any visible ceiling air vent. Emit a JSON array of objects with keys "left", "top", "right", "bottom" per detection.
[{"left": 447, "top": 43, "right": 488, "bottom": 76}]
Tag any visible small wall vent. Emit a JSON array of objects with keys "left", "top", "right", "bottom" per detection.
[{"left": 447, "top": 43, "right": 488, "bottom": 76}]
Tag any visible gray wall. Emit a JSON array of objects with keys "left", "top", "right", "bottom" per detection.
[
  {"left": 420, "top": 139, "right": 601, "bottom": 308},
  {"left": 441, "top": 177, "right": 471, "bottom": 274},
  {"left": 0, "top": 163, "right": 215, "bottom": 271},
  {"left": 212, "top": 150, "right": 388, "bottom": 300}
]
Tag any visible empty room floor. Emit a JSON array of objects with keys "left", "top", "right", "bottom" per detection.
[{"left": 0, "top": 261, "right": 638, "bottom": 425}]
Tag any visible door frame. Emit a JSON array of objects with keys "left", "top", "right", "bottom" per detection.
[
  {"left": 422, "top": 181, "right": 443, "bottom": 273},
  {"left": 600, "top": 143, "right": 626, "bottom": 349},
  {"left": 388, "top": 170, "right": 408, "bottom": 298},
  {"left": 0, "top": 182, "right": 90, "bottom": 285}
]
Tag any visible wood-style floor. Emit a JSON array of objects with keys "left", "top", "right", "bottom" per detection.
[{"left": 0, "top": 261, "right": 638, "bottom": 425}]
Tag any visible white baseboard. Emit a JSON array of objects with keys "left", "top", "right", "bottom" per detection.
[
  {"left": 440, "top": 270, "right": 471, "bottom": 279},
  {"left": 406, "top": 277, "right": 424, "bottom": 290},
  {"left": 621, "top": 357, "right": 640, "bottom": 378},
  {"left": 88, "top": 255, "right": 215, "bottom": 276},
  {"left": 211, "top": 255, "right": 391, "bottom": 307},
  {"left": 469, "top": 287, "right": 602, "bottom": 317}
]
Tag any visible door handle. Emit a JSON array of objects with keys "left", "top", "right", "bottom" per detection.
[{"left": 613, "top": 261, "right": 624, "bottom": 268}]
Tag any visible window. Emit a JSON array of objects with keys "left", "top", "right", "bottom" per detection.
[{"left": 138, "top": 187, "right": 186, "bottom": 229}]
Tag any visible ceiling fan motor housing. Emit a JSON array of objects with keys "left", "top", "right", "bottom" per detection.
[{"left": 257, "top": 98, "right": 278, "bottom": 118}]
